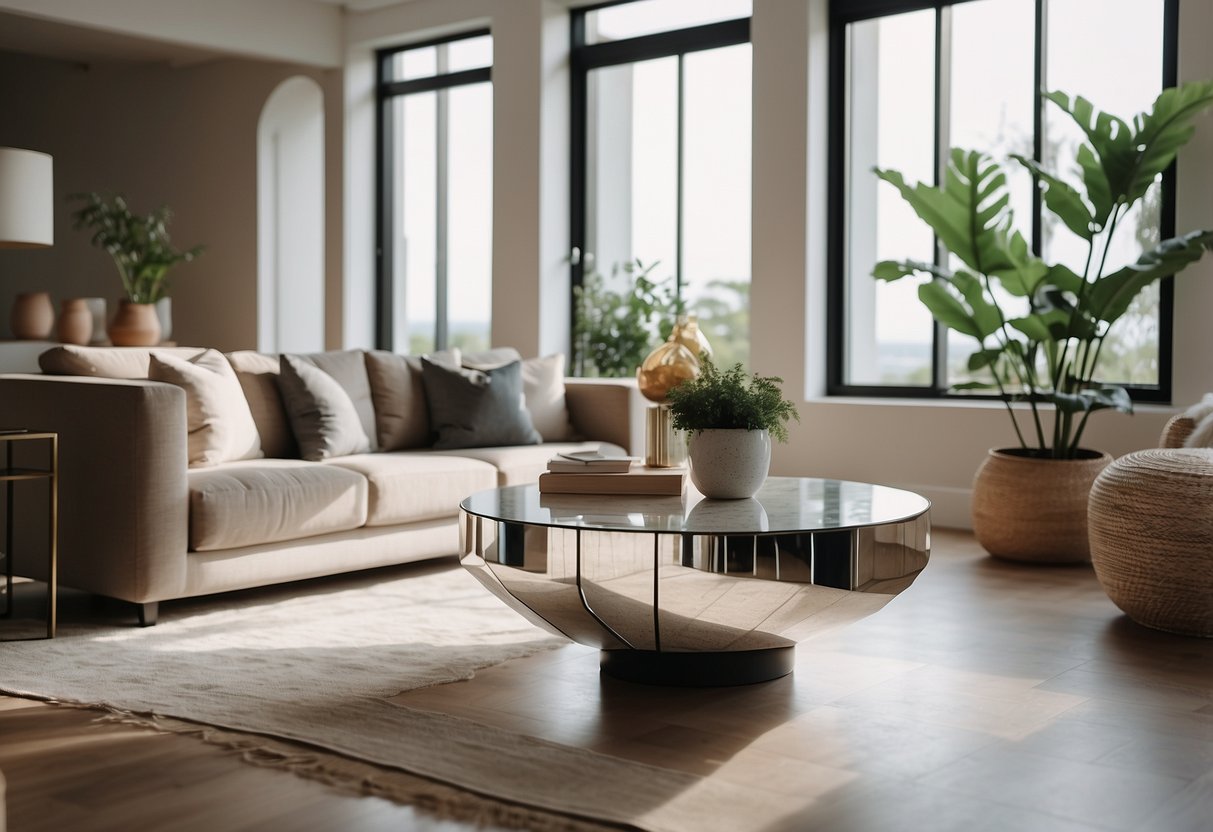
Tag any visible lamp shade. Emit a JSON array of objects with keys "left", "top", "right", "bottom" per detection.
[{"left": 0, "top": 147, "right": 53, "bottom": 249}]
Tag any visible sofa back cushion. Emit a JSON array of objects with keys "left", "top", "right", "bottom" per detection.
[
  {"left": 225, "top": 350, "right": 297, "bottom": 459},
  {"left": 149, "top": 349, "right": 263, "bottom": 467},
  {"left": 364, "top": 348, "right": 461, "bottom": 450},
  {"left": 39, "top": 344, "right": 207, "bottom": 378}
]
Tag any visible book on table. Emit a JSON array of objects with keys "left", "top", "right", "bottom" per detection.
[
  {"left": 545, "top": 450, "right": 636, "bottom": 474},
  {"left": 537, "top": 466, "right": 686, "bottom": 496}
]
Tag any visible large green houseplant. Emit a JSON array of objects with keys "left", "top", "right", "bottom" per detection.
[{"left": 875, "top": 81, "right": 1213, "bottom": 560}]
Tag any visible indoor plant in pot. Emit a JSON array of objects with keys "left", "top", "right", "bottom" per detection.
[
  {"left": 69, "top": 192, "right": 204, "bottom": 346},
  {"left": 666, "top": 358, "right": 799, "bottom": 499},
  {"left": 874, "top": 81, "right": 1213, "bottom": 562}
]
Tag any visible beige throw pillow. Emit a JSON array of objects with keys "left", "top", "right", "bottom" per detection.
[
  {"left": 365, "top": 348, "right": 461, "bottom": 450},
  {"left": 149, "top": 349, "right": 263, "bottom": 468},
  {"left": 277, "top": 354, "right": 372, "bottom": 461},
  {"left": 520, "top": 353, "right": 576, "bottom": 441}
]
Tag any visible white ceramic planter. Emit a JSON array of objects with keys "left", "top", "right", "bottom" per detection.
[{"left": 688, "top": 428, "right": 771, "bottom": 499}]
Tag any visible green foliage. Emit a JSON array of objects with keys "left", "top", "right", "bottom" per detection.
[
  {"left": 874, "top": 81, "right": 1213, "bottom": 459},
  {"left": 572, "top": 259, "right": 683, "bottom": 377},
  {"left": 69, "top": 192, "right": 204, "bottom": 303},
  {"left": 666, "top": 357, "right": 799, "bottom": 443}
]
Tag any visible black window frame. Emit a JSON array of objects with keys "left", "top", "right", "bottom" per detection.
[
  {"left": 569, "top": 1, "right": 751, "bottom": 332},
  {"left": 826, "top": 0, "right": 1180, "bottom": 403},
  {"left": 375, "top": 29, "right": 492, "bottom": 352}
]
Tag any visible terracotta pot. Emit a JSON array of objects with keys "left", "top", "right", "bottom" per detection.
[
  {"left": 56, "top": 298, "right": 93, "bottom": 345},
  {"left": 108, "top": 300, "right": 162, "bottom": 347},
  {"left": 688, "top": 428, "right": 771, "bottom": 499},
  {"left": 972, "top": 447, "right": 1113, "bottom": 564},
  {"left": 10, "top": 290, "right": 54, "bottom": 340}
]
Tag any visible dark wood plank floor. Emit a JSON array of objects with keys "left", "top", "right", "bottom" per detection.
[{"left": 2, "top": 529, "right": 1210, "bottom": 831}]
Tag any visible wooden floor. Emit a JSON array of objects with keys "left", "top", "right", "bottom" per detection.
[{"left": 2, "top": 529, "right": 1211, "bottom": 831}]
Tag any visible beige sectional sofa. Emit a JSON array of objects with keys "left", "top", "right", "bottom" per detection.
[{"left": 0, "top": 345, "right": 635, "bottom": 624}]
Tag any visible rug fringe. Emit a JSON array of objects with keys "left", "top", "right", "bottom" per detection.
[{"left": 68, "top": 705, "right": 629, "bottom": 832}]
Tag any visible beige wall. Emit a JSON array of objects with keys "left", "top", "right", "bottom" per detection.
[{"left": 0, "top": 49, "right": 344, "bottom": 351}]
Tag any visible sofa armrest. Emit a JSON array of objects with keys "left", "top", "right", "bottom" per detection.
[
  {"left": 0, "top": 374, "right": 189, "bottom": 603},
  {"left": 1160, "top": 414, "right": 1195, "bottom": 448},
  {"left": 564, "top": 377, "right": 644, "bottom": 455}
]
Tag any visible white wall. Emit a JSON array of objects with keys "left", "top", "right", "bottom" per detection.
[{"left": 346, "top": 0, "right": 1212, "bottom": 528}]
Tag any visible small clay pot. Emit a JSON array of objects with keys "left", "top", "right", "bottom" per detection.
[
  {"left": 108, "top": 300, "right": 162, "bottom": 347},
  {"left": 57, "top": 298, "right": 94, "bottom": 345},
  {"left": 10, "top": 291, "right": 54, "bottom": 340}
]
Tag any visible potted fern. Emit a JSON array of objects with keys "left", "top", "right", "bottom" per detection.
[
  {"left": 875, "top": 81, "right": 1213, "bottom": 561},
  {"left": 666, "top": 358, "right": 799, "bottom": 499},
  {"left": 70, "top": 192, "right": 204, "bottom": 346}
]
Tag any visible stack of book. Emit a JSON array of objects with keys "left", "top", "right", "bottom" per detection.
[{"left": 538, "top": 451, "right": 686, "bottom": 495}]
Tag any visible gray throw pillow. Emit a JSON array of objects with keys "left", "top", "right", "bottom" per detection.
[
  {"left": 421, "top": 358, "right": 542, "bottom": 450},
  {"left": 276, "top": 354, "right": 372, "bottom": 460}
]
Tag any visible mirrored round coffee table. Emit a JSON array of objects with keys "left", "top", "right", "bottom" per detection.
[{"left": 460, "top": 476, "right": 930, "bottom": 686}]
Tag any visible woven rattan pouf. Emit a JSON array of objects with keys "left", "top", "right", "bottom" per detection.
[{"left": 1088, "top": 448, "right": 1213, "bottom": 637}]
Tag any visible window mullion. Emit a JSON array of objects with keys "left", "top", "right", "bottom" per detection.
[
  {"left": 932, "top": 6, "right": 953, "bottom": 393},
  {"left": 1032, "top": 0, "right": 1046, "bottom": 257},
  {"left": 435, "top": 49, "right": 450, "bottom": 351},
  {"left": 676, "top": 52, "right": 685, "bottom": 297}
]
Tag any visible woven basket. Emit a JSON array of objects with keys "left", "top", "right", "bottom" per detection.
[
  {"left": 1159, "top": 414, "right": 1195, "bottom": 449},
  {"left": 1088, "top": 448, "right": 1213, "bottom": 637},
  {"left": 972, "top": 448, "right": 1112, "bottom": 563}
]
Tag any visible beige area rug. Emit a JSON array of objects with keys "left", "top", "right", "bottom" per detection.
[{"left": 0, "top": 561, "right": 792, "bottom": 832}]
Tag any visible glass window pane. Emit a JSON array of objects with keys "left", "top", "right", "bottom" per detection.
[
  {"left": 845, "top": 10, "right": 936, "bottom": 386},
  {"left": 589, "top": 0, "right": 751, "bottom": 44},
  {"left": 446, "top": 83, "right": 493, "bottom": 353},
  {"left": 946, "top": 0, "right": 1036, "bottom": 388},
  {"left": 682, "top": 43, "right": 752, "bottom": 368},
  {"left": 585, "top": 57, "right": 679, "bottom": 295},
  {"left": 446, "top": 35, "right": 493, "bottom": 74},
  {"left": 1044, "top": 0, "right": 1165, "bottom": 386},
  {"left": 394, "top": 47, "right": 437, "bottom": 82},
  {"left": 395, "top": 92, "right": 437, "bottom": 354}
]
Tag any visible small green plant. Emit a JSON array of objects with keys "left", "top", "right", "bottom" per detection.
[
  {"left": 69, "top": 192, "right": 204, "bottom": 303},
  {"left": 666, "top": 357, "right": 800, "bottom": 443},
  {"left": 572, "top": 258, "right": 683, "bottom": 377}
]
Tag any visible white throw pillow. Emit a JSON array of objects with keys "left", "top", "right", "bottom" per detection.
[
  {"left": 520, "top": 353, "right": 576, "bottom": 442},
  {"left": 149, "top": 349, "right": 264, "bottom": 467}
]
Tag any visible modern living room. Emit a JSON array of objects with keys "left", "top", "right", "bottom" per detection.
[{"left": 1, "top": 1, "right": 1211, "bottom": 831}]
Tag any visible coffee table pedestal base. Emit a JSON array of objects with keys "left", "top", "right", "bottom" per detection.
[{"left": 600, "top": 646, "right": 794, "bottom": 687}]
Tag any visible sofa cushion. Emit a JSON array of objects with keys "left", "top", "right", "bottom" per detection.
[
  {"left": 425, "top": 440, "right": 627, "bottom": 486},
  {"left": 365, "top": 348, "right": 461, "bottom": 451},
  {"left": 188, "top": 459, "right": 368, "bottom": 551},
  {"left": 39, "top": 344, "right": 206, "bottom": 377},
  {"left": 149, "top": 349, "right": 263, "bottom": 467},
  {"left": 421, "top": 358, "right": 542, "bottom": 450},
  {"left": 224, "top": 350, "right": 297, "bottom": 459},
  {"left": 277, "top": 354, "right": 372, "bottom": 460},
  {"left": 325, "top": 452, "right": 497, "bottom": 526}
]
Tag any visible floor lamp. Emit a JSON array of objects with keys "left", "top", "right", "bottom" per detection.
[{"left": 0, "top": 147, "right": 55, "bottom": 339}]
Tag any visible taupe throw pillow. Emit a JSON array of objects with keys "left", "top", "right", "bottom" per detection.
[
  {"left": 277, "top": 354, "right": 372, "bottom": 460},
  {"left": 421, "top": 358, "right": 542, "bottom": 450},
  {"left": 148, "top": 349, "right": 263, "bottom": 467},
  {"left": 365, "top": 348, "right": 461, "bottom": 450}
]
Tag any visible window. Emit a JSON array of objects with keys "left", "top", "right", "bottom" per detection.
[
  {"left": 571, "top": 0, "right": 752, "bottom": 371},
  {"left": 377, "top": 33, "right": 493, "bottom": 354},
  {"left": 828, "top": 0, "right": 1178, "bottom": 400}
]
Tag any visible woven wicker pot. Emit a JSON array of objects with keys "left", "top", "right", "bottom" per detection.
[
  {"left": 972, "top": 447, "right": 1112, "bottom": 564},
  {"left": 1089, "top": 449, "right": 1213, "bottom": 637}
]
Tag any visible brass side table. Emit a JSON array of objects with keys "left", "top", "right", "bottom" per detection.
[{"left": 1, "top": 430, "right": 57, "bottom": 638}]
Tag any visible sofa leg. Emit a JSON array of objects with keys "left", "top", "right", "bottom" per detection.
[{"left": 137, "top": 602, "right": 159, "bottom": 627}]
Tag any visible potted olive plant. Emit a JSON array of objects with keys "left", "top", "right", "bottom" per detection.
[
  {"left": 666, "top": 358, "right": 799, "bottom": 499},
  {"left": 875, "top": 81, "right": 1213, "bottom": 561},
  {"left": 70, "top": 192, "right": 204, "bottom": 346}
]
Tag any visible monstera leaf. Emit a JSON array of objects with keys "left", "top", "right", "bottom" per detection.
[{"left": 1086, "top": 229, "right": 1213, "bottom": 325}]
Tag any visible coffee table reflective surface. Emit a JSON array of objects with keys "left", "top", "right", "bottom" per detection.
[{"left": 460, "top": 477, "right": 930, "bottom": 686}]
